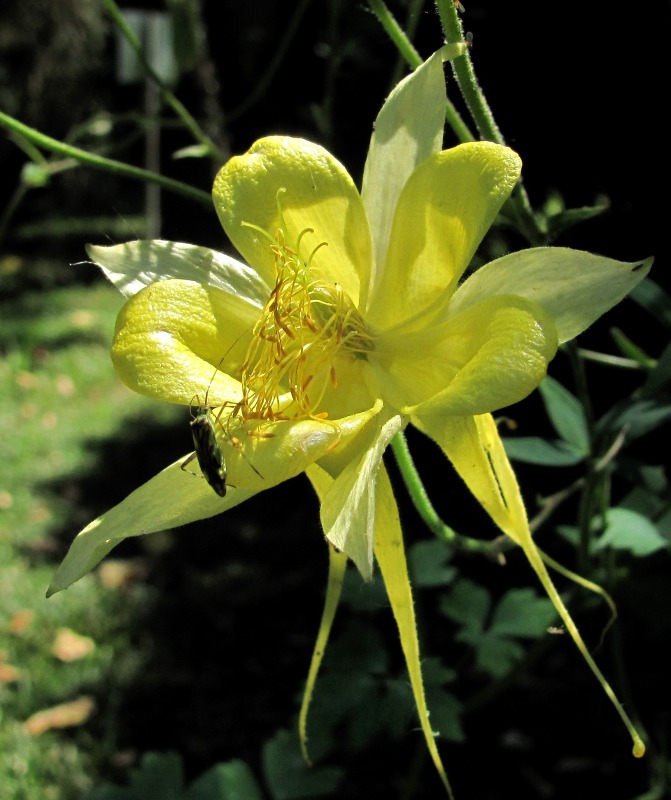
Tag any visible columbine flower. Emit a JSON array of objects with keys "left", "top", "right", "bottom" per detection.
[{"left": 49, "top": 49, "right": 649, "bottom": 795}]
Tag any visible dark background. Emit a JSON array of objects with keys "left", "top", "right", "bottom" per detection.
[{"left": 2, "top": 0, "right": 667, "bottom": 277}]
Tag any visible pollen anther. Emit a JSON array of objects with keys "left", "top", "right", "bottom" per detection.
[{"left": 236, "top": 218, "right": 373, "bottom": 425}]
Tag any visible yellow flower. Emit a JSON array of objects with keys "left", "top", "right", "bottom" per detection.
[{"left": 49, "top": 50, "right": 650, "bottom": 796}]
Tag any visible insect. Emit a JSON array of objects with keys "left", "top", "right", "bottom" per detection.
[
  {"left": 181, "top": 352, "right": 263, "bottom": 497},
  {"left": 182, "top": 400, "right": 229, "bottom": 496}
]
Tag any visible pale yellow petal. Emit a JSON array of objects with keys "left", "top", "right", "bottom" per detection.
[
  {"left": 319, "top": 413, "right": 404, "bottom": 579},
  {"left": 112, "top": 278, "right": 259, "bottom": 406},
  {"left": 415, "top": 412, "right": 646, "bottom": 757},
  {"left": 299, "top": 470, "right": 348, "bottom": 763},
  {"left": 361, "top": 47, "right": 447, "bottom": 310},
  {"left": 367, "top": 142, "right": 521, "bottom": 330},
  {"left": 48, "top": 456, "right": 257, "bottom": 596},
  {"left": 374, "top": 465, "right": 454, "bottom": 798},
  {"left": 448, "top": 248, "right": 653, "bottom": 344},
  {"left": 87, "top": 240, "right": 271, "bottom": 303},
  {"left": 49, "top": 413, "right": 351, "bottom": 595},
  {"left": 376, "top": 295, "right": 557, "bottom": 416},
  {"left": 213, "top": 136, "right": 373, "bottom": 306}
]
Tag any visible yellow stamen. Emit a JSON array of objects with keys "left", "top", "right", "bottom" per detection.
[{"left": 237, "top": 219, "right": 374, "bottom": 426}]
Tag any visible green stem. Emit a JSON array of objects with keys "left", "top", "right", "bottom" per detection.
[
  {"left": 577, "top": 348, "right": 648, "bottom": 371},
  {"left": 368, "top": 0, "right": 423, "bottom": 69},
  {"left": 391, "top": 431, "right": 504, "bottom": 558},
  {"left": 434, "top": 0, "right": 502, "bottom": 143},
  {"left": 101, "top": 0, "right": 225, "bottom": 163},
  {"left": 387, "top": 0, "right": 425, "bottom": 90},
  {"left": 0, "top": 111, "right": 212, "bottom": 208},
  {"left": 367, "top": 0, "right": 474, "bottom": 144},
  {"left": 433, "top": 0, "right": 545, "bottom": 244}
]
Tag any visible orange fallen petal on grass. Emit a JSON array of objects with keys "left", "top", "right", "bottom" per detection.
[
  {"left": 98, "top": 558, "right": 147, "bottom": 589},
  {"left": 52, "top": 627, "right": 95, "bottom": 661},
  {"left": 24, "top": 696, "right": 95, "bottom": 735},
  {"left": 0, "top": 663, "right": 20, "bottom": 682},
  {"left": 9, "top": 609, "right": 35, "bottom": 634}
]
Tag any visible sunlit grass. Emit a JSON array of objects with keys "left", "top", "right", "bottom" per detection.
[{"left": 0, "top": 266, "right": 181, "bottom": 799}]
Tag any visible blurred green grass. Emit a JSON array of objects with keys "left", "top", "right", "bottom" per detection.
[{"left": 0, "top": 260, "right": 182, "bottom": 800}]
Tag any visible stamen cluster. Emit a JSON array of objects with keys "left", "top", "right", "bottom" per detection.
[{"left": 238, "top": 227, "right": 372, "bottom": 425}]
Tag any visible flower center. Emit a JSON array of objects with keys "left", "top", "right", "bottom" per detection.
[{"left": 238, "top": 225, "right": 373, "bottom": 424}]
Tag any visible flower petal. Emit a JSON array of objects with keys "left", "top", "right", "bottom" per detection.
[
  {"left": 299, "top": 485, "right": 348, "bottom": 763},
  {"left": 48, "top": 414, "right": 350, "bottom": 595},
  {"left": 112, "top": 278, "right": 260, "bottom": 406},
  {"left": 383, "top": 294, "right": 557, "bottom": 417},
  {"left": 414, "top": 413, "right": 524, "bottom": 539},
  {"left": 318, "top": 412, "right": 403, "bottom": 579},
  {"left": 448, "top": 247, "right": 653, "bottom": 343},
  {"left": 414, "top": 412, "right": 646, "bottom": 758},
  {"left": 373, "top": 465, "right": 454, "bottom": 798},
  {"left": 360, "top": 48, "right": 447, "bottom": 310},
  {"left": 213, "top": 136, "right": 373, "bottom": 306},
  {"left": 47, "top": 457, "right": 256, "bottom": 596},
  {"left": 366, "top": 142, "right": 521, "bottom": 329},
  {"left": 87, "top": 240, "right": 272, "bottom": 303}
]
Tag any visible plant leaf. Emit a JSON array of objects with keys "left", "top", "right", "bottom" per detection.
[
  {"left": 594, "top": 508, "right": 667, "bottom": 556},
  {"left": 538, "top": 375, "right": 590, "bottom": 453}
]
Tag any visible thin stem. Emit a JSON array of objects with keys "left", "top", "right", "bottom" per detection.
[
  {"left": 387, "top": 0, "right": 425, "bottom": 90},
  {"left": 0, "top": 111, "right": 212, "bottom": 208},
  {"left": 434, "top": 0, "right": 503, "bottom": 143},
  {"left": 101, "top": 0, "right": 225, "bottom": 162},
  {"left": 433, "top": 0, "right": 544, "bottom": 244},
  {"left": 578, "top": 348, "right": 649, "bottom": 370},
  {"left": 367, "top": 0, "right": 474, "bottom": 144},
  {"left": 368, "top": 0, "right": 423, "bottom": 69},
  {"left": 391, "top": 432, "right": 506, "bottom": 560}
]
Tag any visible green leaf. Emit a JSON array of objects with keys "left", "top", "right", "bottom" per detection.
[
  {"left": 538, "top": 376, "right": 590, "bottom": 453},
  {"left": 438, "top": 578, "right": 491, "bottom": 638},
  {"left": 422, "top": 658, "right": 464, "bottom": 742},
  {"left": 474, "top": 637, "right": 525, "bottom": 679},
  {"left": 503, "top": 436, "right": 586, "bottom": 466},
  {"left": 594, "top": 508, "right": 667, "bottom": 556},
  {"left": 172, "top": 143, "right": 211, "bottom": 160},
  {"left": 610, "top": 327, "right": 657, "bottom": 368},
  {"left": 82, "top": 786, "right": 128, "bottom": 800},
  {"left": 128, "top": 752, "right": 184, "bottom": 800},
  {"left": 409, "top": 540, "right": 457, "bottom": 587},
  {"left": 325, "top": 620, "right": 388, "bottom": 675},
  {"left": 631, "top": 277, "right": 671, "bottom": 329},
  {"left": 340, "top": 566, "right": 389, "bottom": 612},
  {"left": 262, "top": 729, "right": 342, "bottom": 800},
  {"left": 556, "top": 524, "right": 579, "bottom": 546},
  {"left": 597, "top": 398, "right": 671, "bottom": 442},
  {"left": 642, "top": 340, "right": 671, "bottom": 396},
  {"left": 489, "top": 588, "right": 557, "bottom": 638},
  {"left": 545, "top": 196, "right": 610, "bottom": 240},
  {"left": 185, "top": 761, "right": 264, "bottom": 800}
]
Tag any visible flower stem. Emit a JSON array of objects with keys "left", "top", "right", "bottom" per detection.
[
  {"left": 367, "top": 0, "right": 474, "bottom": 144},
  {"left": 100, "top": 0, "right": 225, "bottom": 162},
  {"left": 0, "top": 111, "right": 212, "bottom": 208},
  {"left": 391, "top": 431, "right": 504, "bottom": 559},
  {"left": 368, "top": 0, "right": 423, "bottom": 69},
  {"left": 433, "top": 0, "right": 545, "bottom": 244}
]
